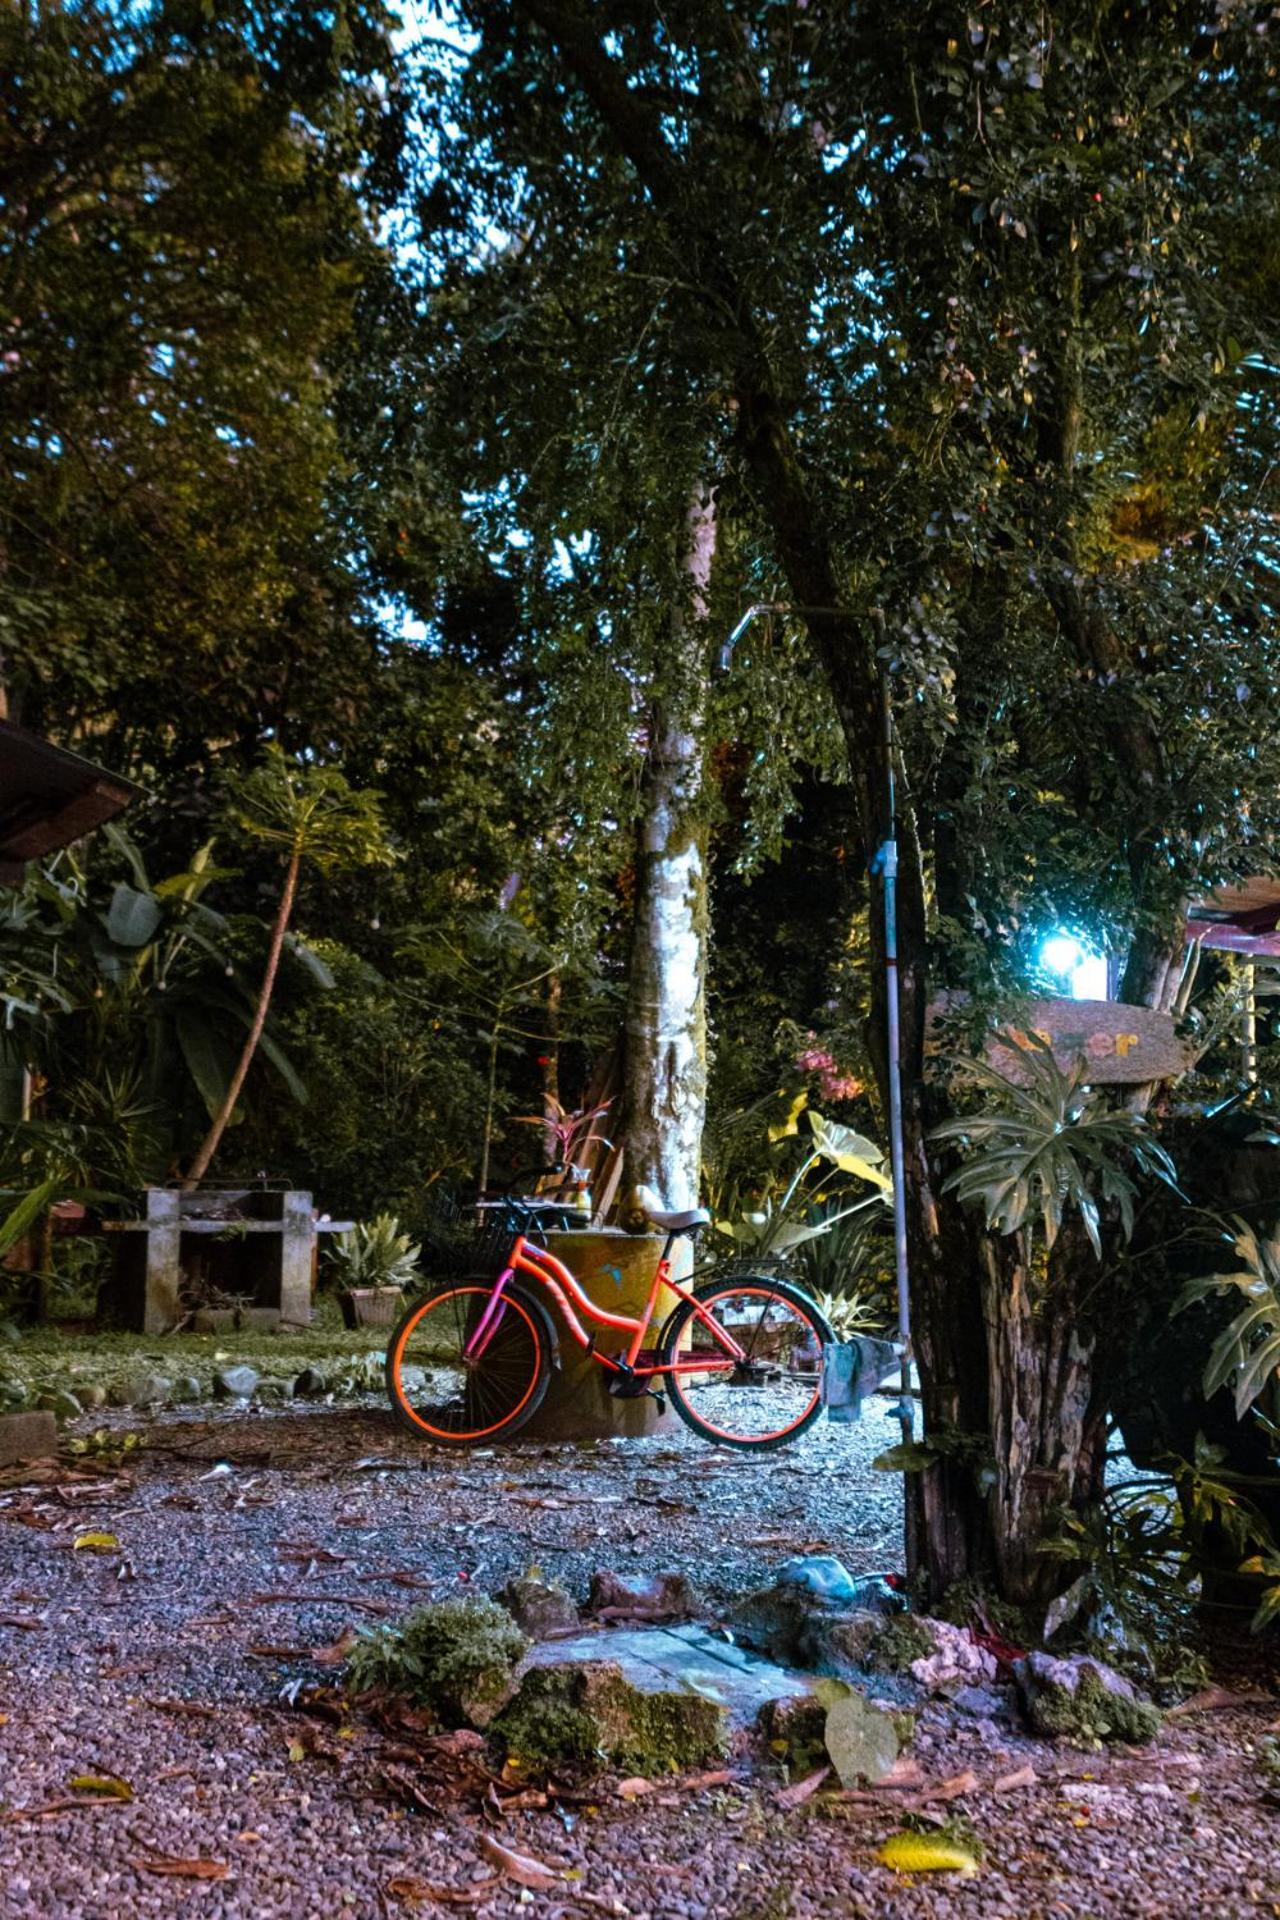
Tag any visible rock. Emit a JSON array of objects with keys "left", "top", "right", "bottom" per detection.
[
  {"left": 500, "top": 1576, "right": 580, "bottom": 1639},
  {"left": 191, "top": 1309, "right": 238, "bottom": 1334},
  {"left": 909, "top": 1618, "right": 998, "bottom": 1693},
  {"left": 112, "top": 1371, "right": 173, "bottom": 1409},
  {"left": 587, "top": 1569, "right": 696, "bottom": 1619},
  {"left": 36, "top": 1387, "right": 82, "bottom": 1423},
  {"left": 346, "top": 1597, "right": 528, "bottom": 1730},
  {"left": 730, "top": 1588, "right": 920, "bottom": 1682},
  {"left": 168, "top": 1376, "right": 204, "bottom": 1406},
  {"left": 1014, "top": 1650, "right": 1162, "bottom": 1745},
  {"left": 0, "top": 1410, "right": 57, "bottom": 1465},
  {"left": 952, "top": 1684, "right": 1013, "bottom": 1719},
  {"left": 293, "top": 1366, "right": 328, "bottom": 1398},
  {"left": 213, "top": 1365, "right": 259, "bottom": 1401},
  {"left": 495, "top": 1658, "right": 727, "bottom": 1773},
  {"left": 78, "top": 1383, "right": 108, "bottom": 1410}
]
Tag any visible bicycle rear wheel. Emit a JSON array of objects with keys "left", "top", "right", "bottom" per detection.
[
  {"left": 386, "top": 1279, "right": 553, "bottom": 1446},
  {"left": 659, "top": 1276, "right": 832, "bottom": 1451}
]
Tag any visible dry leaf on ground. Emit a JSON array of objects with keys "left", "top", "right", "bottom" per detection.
[
  {"left": 775, "top": 1765, "right": 832, "bottom": 1809},
  {"left": 125, "top": 1854, "right": 229, "bottom": 1879},
  {"left": 994, "top": 1764, "right": 1038, "bottom": 1793},
  {"left": 478, "top": 1832, "right": 567, "bottom": 1888},
  {"left": 615, "top": 1777, "right": 654, "bottom": 1799},
  {"left": 1167, "top": 1685, "right": 1272, "bottom": 1716}
]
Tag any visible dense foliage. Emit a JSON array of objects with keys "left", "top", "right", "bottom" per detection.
[{"left": 9, "top": 1, "right": 1280, "bottom": 1612}]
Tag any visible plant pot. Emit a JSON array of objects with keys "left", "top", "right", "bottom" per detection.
[{"left": 339, "top": 1286, "right": 405, "bottom": 1330}]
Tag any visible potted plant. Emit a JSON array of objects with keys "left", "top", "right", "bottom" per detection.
[{"left": 331, "top": 1214, "right": 422, "bottom": 1328}]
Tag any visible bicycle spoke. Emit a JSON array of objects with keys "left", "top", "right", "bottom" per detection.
[
  {"left": 666, "top": 1284, "right": 824, "bottom": 1447},
  {"left": 390, "top": 1285, "right": 544, "bottom": 1441}
]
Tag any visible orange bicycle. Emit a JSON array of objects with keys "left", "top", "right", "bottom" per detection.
[{"left": 385, "top": 1179, "right": 834, "bottom": 1452}]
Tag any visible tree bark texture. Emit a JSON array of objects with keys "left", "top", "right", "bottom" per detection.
[{"left": 621, "top": 481, "right": 716, "bottom": 1212}]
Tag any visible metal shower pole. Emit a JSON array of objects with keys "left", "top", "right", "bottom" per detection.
[{"left": 721, "top": 604, "right": 915, "bottom": 1464}]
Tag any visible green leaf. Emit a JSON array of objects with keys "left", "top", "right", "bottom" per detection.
[
  {"left": 805, "top": 1111, "right": 891, "bottom": 1190},
  {"left": 285, "top": 935, "right": 336, "bottom": 990},
  {"left": 822, "top": 1689, "right": 899, "bottom": 1786},
  {"left": 175, "top": 1011, "right": 238, "bottom": 1121},
  {"left": 0, "top": 1178, "right": 60, "bottom": 1257},
  {"left": 872, "top": 1442, "right": 938, "bottom": 1473},
  {"left": 105, "top": 883, "right": 162, "bottom": 950}
]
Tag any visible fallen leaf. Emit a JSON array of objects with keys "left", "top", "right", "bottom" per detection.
[
  {"left": 877, "top": 1831, "right": 980, "bottom": 1877},
  {"left": 1167, "top": 1685, "right": 1272, "bottom": 1716},
  {"left": 677, "top": 1769, "right": 733, "bottom": 1790},
  {"left": 478, "top": 1832, "right": 566, "bottom": 1889},
  {"left": 3, "top": 1798, "right": 126, "bottom": 1822},
  {"left": 0, "top": 1613, "right": 43, "bottom": 1630},
  {"left": 126, "top": 1854, "right": 229, "bottom": 1880},
  {"left": 146, "top": 1699, "right": 215, "bottom": 1719},
  {"left": 775, "top": 1765, "right": 832, "bottom": 1809},
  {"left": 311, "top": 1626, "right": 359, "bottom": 1666},
  {"left": 994, "top": 1764, "right": 1038, "bottom": 1794},
  {"left": 615, "top": 1777, "right": 653, "bottom": 1799},
  {"left": 72, "top": 1532, "right": 120, "bottom": 1553},
  {"left": 922, "top": 1769, "right": 980, "bottom": 1803},
  {"left": 386, "top": 1878, "right": 494, "bottom": 1907},
  {"left": 67, "top": 1774, "right": 132, "bottom": 1802}
]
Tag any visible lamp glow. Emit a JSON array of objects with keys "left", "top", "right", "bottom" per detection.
[{"left": 1039, "top": 931, "right": 1108, "bottom": 1002}]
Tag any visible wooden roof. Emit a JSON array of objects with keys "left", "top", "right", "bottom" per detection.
[
  {"left": 1187, "top": 876, "right": 1280, "bottom": 957},
  {"left": 0, "top": 719, "right": 139, "bottom": 885}
]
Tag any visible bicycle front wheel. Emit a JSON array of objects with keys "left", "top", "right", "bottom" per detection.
[
  {"left": 659, "top": 1276, "right": 832, "bottom": 1451},
  {"left": 386, "top": 1279, "right": 553, "bottom": 1446}
]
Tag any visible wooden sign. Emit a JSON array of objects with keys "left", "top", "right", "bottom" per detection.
[{"left": 927, "top": 995, "right": 1195, "bottom": 1086}]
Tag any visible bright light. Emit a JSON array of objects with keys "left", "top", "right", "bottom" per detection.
[
  {"left": 1040, "top": 934, "right": 1084, "bottom": 978},
  {"left": 1039, "top": 932, "right": 1109, "bottom": 1002}
]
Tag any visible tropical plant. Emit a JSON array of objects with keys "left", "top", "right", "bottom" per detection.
[
  {"left": 183, "top": 748, "right": 396, "bottom": 1188},
  {"left": 790, "top": 1203, "right": 893, "bottom": 1321},
  {"left": 932, "top": 1037, "right": 1178, "bottom": 1257},
  {"left": 328, "top": 1214, "right": 422, "bottom": 1294},
  {"left": 1175, "top": 1219, "right": 1280, "bottom": 1421},
  {"left": 812, "top": 1287, "right": 888, "bottom": 1344},
  {"left": 708, "top": 1107, "right": 890, "bottom": 1263},
  {"left": 511, "top": 1096, "right": 613, "bottom": 1180}
]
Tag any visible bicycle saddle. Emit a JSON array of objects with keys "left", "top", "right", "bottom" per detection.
[{"left": 633, "top": 1186, "right": 711, "bottom": 1235}]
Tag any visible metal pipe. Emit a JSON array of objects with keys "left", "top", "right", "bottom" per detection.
[{"left": 722, "top": 601, "right": 916, "bottom": 1472}]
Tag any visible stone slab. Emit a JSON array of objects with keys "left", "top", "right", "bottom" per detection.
[
  {"left": 0, "top": 1410, "right": 57, "bottom": 1466},
  {"left": 523, "top": 1623, "right": 812, "bottom": 1723}
]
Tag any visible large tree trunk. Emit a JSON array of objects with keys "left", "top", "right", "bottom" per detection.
[{"left": 620, "top": 482, "right": 716, "bottom": 1212}]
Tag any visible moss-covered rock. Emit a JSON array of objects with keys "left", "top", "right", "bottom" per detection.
[
  {"left": 494, "top": 1659, "right": 727, "bottom": 1774},
  {"left": 1015, "top": 1651, "right": 1162, "bottom": 1745},
  {"left": 347, "top": 1596, "right": 529, "bottom": 1729}
]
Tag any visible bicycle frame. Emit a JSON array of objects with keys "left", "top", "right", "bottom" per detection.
[{"left": 463, "top": 1234, "right": 748, "bottom": 1376}]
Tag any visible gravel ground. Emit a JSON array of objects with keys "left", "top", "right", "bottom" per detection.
[{"left": 1, "top": 1395, "right": 1278, "bottom": 1919}]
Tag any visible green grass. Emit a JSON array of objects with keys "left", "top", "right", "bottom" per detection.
[{"left": 0, "top": 1295, "right": 389, "bottom": 1398}]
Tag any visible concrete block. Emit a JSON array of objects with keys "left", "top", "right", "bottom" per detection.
[{"left": 0, "top": 1410, "right": 57, "bottom": 1466}]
